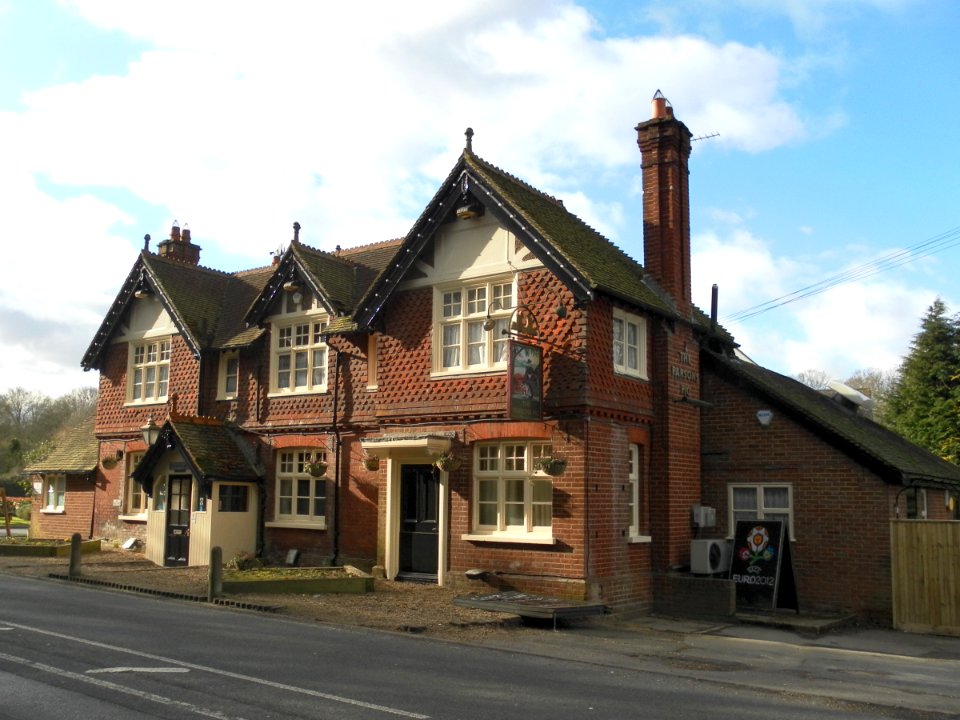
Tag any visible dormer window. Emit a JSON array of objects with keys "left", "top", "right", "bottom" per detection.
[
  {"left": 269, "top": 285, "right": 329, "bottom": 396},
  {"left": 127, "top": 337, "right": 171, "bottom": 404},
  {"left": 434, "top": 278, "right": 513, "bottom": 374}
]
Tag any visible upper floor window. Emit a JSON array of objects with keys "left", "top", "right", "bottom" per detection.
[
  {"left": 128, "top": 337, "right": 170, "bottom": 404},
  {"left": 218, "top": 351, "right": 240, "bottom": 400},
  {"left": 612, "top": 308, "right": 647, "bottom": 380},
  {"left": 435, "top": 279, "right": 513, "bottom": 374},
  {"left": 469, "top": 441, "right": 553, "bottom": 540},
  {"left": 270, "top": 318, "right": 329, "bottom": 395},
  {"left": 729, "top": 484, "right": 794, "bottom": 540}
]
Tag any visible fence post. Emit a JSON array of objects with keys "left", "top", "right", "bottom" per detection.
[
  {"left": 68, "top": 532, "right": 82, "bottom": 578},
  {"left": 208, "top": 546, "right": 223, "bottom": 602}
]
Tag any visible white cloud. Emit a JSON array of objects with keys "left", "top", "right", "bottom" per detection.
[
  {"left": 1, "top": 2, "right": 816, "bottom": 395},
  {"left": 693, "top": 225, "right": 945, "bottom": 379}
]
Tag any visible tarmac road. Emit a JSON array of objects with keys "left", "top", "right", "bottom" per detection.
[
  {"left": 1, "top": 565, "right": 959, "bottom": 718},
  {"left": 3, "top": 573, "right": 932, "bottom": 720}
]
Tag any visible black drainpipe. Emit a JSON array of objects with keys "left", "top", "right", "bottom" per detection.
[{"left": 331, "top": 351, "right": 343, "bottom": 566}]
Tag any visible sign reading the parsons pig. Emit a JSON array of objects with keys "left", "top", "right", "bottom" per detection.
[
  {"left": 730, "top": 520, "right": 798, "bottom": 612},
  {"left": 508, "top": 340, "right": 542, "bottom": 420}
]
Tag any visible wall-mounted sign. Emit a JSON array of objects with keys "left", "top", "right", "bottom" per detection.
[
  {"left": 730, "top": 520, "right": 798, "bottom": 612},
  {"left": 508, "top": 340, "right": 542, "bottom": 420}
]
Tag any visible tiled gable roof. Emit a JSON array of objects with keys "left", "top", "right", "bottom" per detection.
[
  {"left": 464, "top": 152, "right": 677, "bottom": 316},
  {"left": 705, "top": 351, "right": 960, "bottom": 487},
  {"left": 211, "top": 266, "right": 274, "bottom": 348},
  {"left": 24, "top": 413, "right": 98, "bottom": 474},
  {"left": 133, "top": 416, "right": 261, "bottom": 492},
  {"left": 83, "top": 253, "right": 277, "bottom": 369},
  {"left": 168, "top": 416, "right": 262, "bottom": 482},
  {"left": 353, "top": 149, "right": 733, "bottom": 343},
  {"left": 245, "top": 239, "right": 403, "bottom": 331},
  {"left": 144, "top": 253, "right": 236, "bottom": 350}
]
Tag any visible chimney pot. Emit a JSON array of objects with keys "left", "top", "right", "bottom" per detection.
[
  {"left": 182, "top": 224, "right": 191, "bottom": 243},
  {"left": 170, "top": 221, "right": 180, "bottom": 242},
  {"left": 651, "top": 88, "right": 674, "bottom": 120}
]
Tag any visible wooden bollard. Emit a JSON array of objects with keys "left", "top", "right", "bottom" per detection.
[
  {"left": 68, "top": 533, "right": 82, "bottom": 578},
  {"left": 208, "top": 546, "right": 223, "bottom": 602}
]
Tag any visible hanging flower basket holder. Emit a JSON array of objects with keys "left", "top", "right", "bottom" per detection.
[
  {"left": 101, "top": 456, "right": 118, "bottom": 470},
  {"left": 536, "top": 457, "right": 566, "bottom": 476},
  {"left": 362, "top": 454, "right": 380, "bottom": 471},
  {"left": 434, "top": 451, "right": 462, "bottom": 472},
  {"left": 307, "top": 461, "right": 328, "bottom": 477}
]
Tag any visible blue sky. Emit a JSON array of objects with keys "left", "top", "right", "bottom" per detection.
[{"left": 2, "top": 0, "right": 958, "bottom": 396}]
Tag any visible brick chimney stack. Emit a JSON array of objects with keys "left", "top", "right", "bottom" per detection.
[
  {"left": 636, "top": 91, "right": 693, "bottom": 315},
  {"left": 157, "top": 220, "right": 202, "bottom": 265}
]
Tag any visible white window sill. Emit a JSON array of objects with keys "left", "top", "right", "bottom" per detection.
[
  {"left": 216, "top": 395, "right": 238, "bottom": 402},
  {"left": 613, "top": 369, "right": 649, "bottom": 381},
  {"left": 40, "top": 508, "right": 65, "bottom": 515},
  {"left": 430, "top": 367, "right": 506, "bottom": 380},
  {"left": 266, "top": 521, "right": 327, "bottom": 531},
  {"left": 266, "top": 390, "right": 327, "bottom": 399},
  {"left": 123, "top": 399, "right": 168, "bottom": 408},
  {"left": 628, "top": 534, "right": 652, "bottom": 544},
  {"left": 119, "top": 513, "right": 147, "bottom": 522},
  {"left": 461, "top": 533, "right": 556, "bottom": 545}
]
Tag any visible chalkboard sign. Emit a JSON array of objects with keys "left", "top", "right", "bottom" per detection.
[{"left": 730, "top": 520, "right": 798, "bottom": 612}]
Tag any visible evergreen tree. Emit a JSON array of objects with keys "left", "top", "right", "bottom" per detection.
[{"left": 887, "top": 299, "right": 960, "bottom": 463}]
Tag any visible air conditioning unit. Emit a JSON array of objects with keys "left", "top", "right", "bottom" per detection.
[{"left": 690, "top": 539, "right": 731, "bottom": 575}]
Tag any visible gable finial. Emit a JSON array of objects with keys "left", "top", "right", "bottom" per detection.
[
  {"left": 464, "top": 127, "right": 474, "bottom": 152},
  {"left": 292, "top": 221, "right": 301, "bottom": 244},
  {"left": 143, "top": 234, "right": 151, "bottom": 252}
]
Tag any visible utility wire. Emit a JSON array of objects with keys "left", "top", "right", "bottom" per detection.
[{"left": 723, "top": 225, "right": 960, "bottom": 324}]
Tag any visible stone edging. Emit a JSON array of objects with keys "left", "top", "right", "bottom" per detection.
[{"left": 48, "top": 573, "right": 281, "bottom": 613}]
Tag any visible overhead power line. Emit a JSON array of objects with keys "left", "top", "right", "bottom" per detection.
[{"left": 723, "top": 225, "right": 960, "bottom": 324}]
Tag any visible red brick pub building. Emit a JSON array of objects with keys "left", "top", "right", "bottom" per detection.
[{"left": 49, "top": 96, "right": 959, "bottom": 623}]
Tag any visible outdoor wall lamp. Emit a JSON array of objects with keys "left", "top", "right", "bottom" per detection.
[
  {"left": 141, "top": 416, "right": 161, "bottom": 446},
  {"left": 482, "top": 294, "right": 566, "bottom": 335}
]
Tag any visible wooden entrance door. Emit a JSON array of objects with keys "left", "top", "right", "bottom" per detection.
[
  {"left": 165, "top": 474, "right": 192, "bottom": 567},
  {"left": 399, "top": 464, "right": 438, "bottom": 579}
]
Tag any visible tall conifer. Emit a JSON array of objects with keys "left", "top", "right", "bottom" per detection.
[{"left": 887, "top": 299, "right": 960, "bottom": 463}]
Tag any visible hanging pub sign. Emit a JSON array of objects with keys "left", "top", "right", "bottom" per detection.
[
  {"left": 508, "top": 340, "right": 543, "bottom": 420},
  {"left": 730, "top": 519, "right": 799, "bottom": 613}
]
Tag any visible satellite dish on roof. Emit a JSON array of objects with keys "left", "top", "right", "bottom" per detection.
[{"left": 827, "top": 380, "right": 876, "bottom": 410}]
